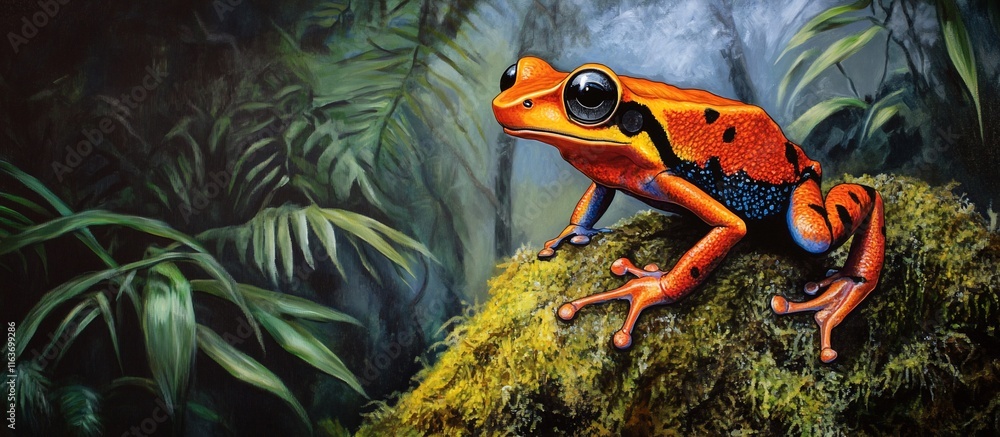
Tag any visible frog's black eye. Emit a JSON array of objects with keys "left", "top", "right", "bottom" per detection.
[
  {"left": 564, "top": 69, "right": 618, "bottom": 125},
  {"left": 500, "top": 63, "right": 517, "bottom": 92}
]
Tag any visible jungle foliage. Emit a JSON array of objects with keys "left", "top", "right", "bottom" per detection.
[
  {"left": 359, "top": 175, "right": 1000, "bottom": 435},
  {"left": 1, "top": 0, "right": 500, "bottom": 433},
  {"left": 778, "top": 0, "right": 999, "bottom": 203},
  {"left": 1, "top": 0, "right": 997, "bottom": 434}
]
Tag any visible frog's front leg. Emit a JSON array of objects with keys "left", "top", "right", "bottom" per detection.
[
  {"left": 772, "top": 178, "right": 885, "bottom": 363},
  {"left": 557, "top": 175, "right": 746, "bottom": 348},
  {"left": 538, "top": 182, "right": 616, "bottom": 259}
]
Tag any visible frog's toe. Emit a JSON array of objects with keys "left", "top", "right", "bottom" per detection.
[
  {"left": 537, "top": 247, "right": 556, "bottom": 259},
  {"left": 610, "top": 258, "right": 663, "bottom": 278},
  {"left": 820, "top": 347, "right": 838, "bottom": 363},
  {"left": 772, "top": 273, "right": 877, "bottom": 363},
  {"left": 556, "top": 274, "right": 667, "bottom": 349}
]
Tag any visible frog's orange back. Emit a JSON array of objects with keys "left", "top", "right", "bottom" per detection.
[{"left": 620, "top": 75, "right": 816, "bottom": 187}]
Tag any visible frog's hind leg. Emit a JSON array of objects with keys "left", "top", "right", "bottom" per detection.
[{"left": 772, "top": 178, "right": 885, "bottom": 363}]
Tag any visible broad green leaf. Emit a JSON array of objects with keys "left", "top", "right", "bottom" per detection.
[
  {"left": 230, "top": 138, "right": 277, "bottom": 192},
  {"left": 861, "top": 88, "right": 908, "bottom": 140},
  {"left": 93, "top": 292, "right": 123, "bottom": 372},
  {"left": 187, "top": 402, "right": 223, "bottom": 424},
  {"left": 937, "top": 0, "right": 982, "bottom": 139},
  {"left": 305, "top": 206, "right": 346, "bottom": 278},
  {"left": 790, "top": 25, "right": 882, "bottom": 103},
  {"left": 779, "top": 0, "right": 873, "bottom": 61},
  {"left": 778, "top": 49, "right": 819, "bottom": 103},
  {"left": 208, "top": 116, "right": 232, "bottom": 154},
  {"left": 16, "top": 251, "right": 195, "bottom": 358},
  {"left": 39, "top": 299, "right": 99, "bottom": 366},
  {"left": 253, "top": 310, "right": 366, "bottom": 397},
  {"left": 865, "top": 103, "right": 906, "bottom": 139},
  {"left": 290, "top": 208, "right": 314, "bottom": 269},
  {"left": 0, "top": 192, "right": 49, "bottom": 217},
  {"left": 0, "top": 205, "right": 34, "bottom": 226},
  {"left": 787, "top": 97, "right": 869, "bottom": 140},
  {"left": 142, "top": 262, "right": 196, "bottom": 415},
  {"left": 0, "top": 210, "right": 207, "bottom": 257},
  {"left": 277, "top": 212, "right": 294, "bottom": 281},
  {"left": 0, "top": 161, "right": 116, "bottom": 267},
  {"left": 196, "top": 324, "right": 311, "bottom": 430},
  {"left": 178, "top": 251, "right": 262, "bottom": 348},
  {"left": 191, "top": 280, "right": 361, "bottom": 326},
  {"left": 273, "top": 85, "right": 304, "bottom": 101}
]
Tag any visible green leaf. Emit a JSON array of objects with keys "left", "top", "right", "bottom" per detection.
[
  {"left": 253, "top": 310, "right": 366, "bottom": 397},
  {"left": 56, "top": 384, "right": 103, "bottom": 437},
  {"left": 789, "top": 25, "right": 882, "bottom": 103},
  {"left": 0, "top": 161, "right": 116, "bottom": 268},
  {"left": 16, "top": 251, "right": 196, "bottom": 359},
  {"left": 93, "top": 292, "right": 123, "bottom": 372},
  {"left": 208, "top": 116, "right": 232, "bottom": 155},
  {"left": 787, "top": 97, "right": 869, "bottom": 140},
  {"left": 778, "top": 49, "right": 819, "bottom": 109},
  {"left": 196, "top": 324, "right": 312, "bottom": 431},
  {"left": 276, "top": 211, "right": 294, "bottom": 281},
  {"left": 861, "top": 89, "right": 908, "bottom": 140},
  {"left": 305, "top": 205, "right": 346, "bottom": 278},
  {"left": 864, "top": 103, "right": 906, "bottom": 139},
  {"left": 0, "top": 210, "right": 208, "bottom": 257},
  {"left": 778, "top": 0, "right": 872, "bottom": 61},
  {"left": 40, "top": 299, "right": 99, "bottom": 366},
  {"left": 105, "top": 377, "right": 158, "bottom": 396},
  {"left": 936, "top": 0, "right": 982, "bottom": 139},
  {"left": 191, "top": 280, "right": 362, "bottom": 326},
  {"left": 142, "top": 262, "right": 197, "bottom": 415},
  {"left": 197, "top": 205, "right": 428, "bottom": 282},
  {"left": 0, "top": 192, "right": 50, "bottom": 217}
]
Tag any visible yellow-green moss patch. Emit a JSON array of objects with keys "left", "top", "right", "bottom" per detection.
[{"left": 358, "top": 175, "right": 1000, "bottom": 435}]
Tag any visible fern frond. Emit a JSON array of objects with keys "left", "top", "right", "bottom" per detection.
[{"left": 196, "top": 204, "right": 431, "bottom": 283}]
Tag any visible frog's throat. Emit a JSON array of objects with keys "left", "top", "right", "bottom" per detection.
[{"left": 503, "top": 127, "right": 627, "bottom": 149}]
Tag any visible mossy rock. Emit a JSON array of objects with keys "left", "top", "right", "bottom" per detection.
[{"left": 358, "top": 175, "right": 1000, "bottom": 436}]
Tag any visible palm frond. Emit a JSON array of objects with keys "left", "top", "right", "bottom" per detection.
[
  {"left": 196, "top": 204, "right": 431, "bottom": 284},
  {"left": 15, "top": 360, "right": 52, "bottom": 428},
  {"left": 55, "top": 385, "right": 103, "bottom": 437}
]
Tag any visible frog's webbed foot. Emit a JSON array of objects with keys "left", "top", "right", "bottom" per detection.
[
  {"left": 771, "top": 271, "right": 877, "bottom": 363},
  {"left": 537, "top": 224, "right": 612, "bottom": 259},
  {"left": 557, "top": 258, "right": 667, "bottom": 349}
]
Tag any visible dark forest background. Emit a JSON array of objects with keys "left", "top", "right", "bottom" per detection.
[{"left": 1, "top": 0, "right": 997, "bottom": 435}]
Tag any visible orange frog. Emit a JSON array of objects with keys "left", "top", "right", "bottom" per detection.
[{"left": 492, "top": 57, "right": 885, "bottom": 363}]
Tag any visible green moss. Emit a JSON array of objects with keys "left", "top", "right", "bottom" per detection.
[{"left": 358, "top": 175, "right": 1000, "bottom": 436}]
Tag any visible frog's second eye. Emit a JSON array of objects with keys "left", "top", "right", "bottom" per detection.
[
  {"left": 500, "top": 64, "right": 517, "bottom": 92},
  {"left": 564, "top": 70, "right": 618, "bottom": 125}
]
